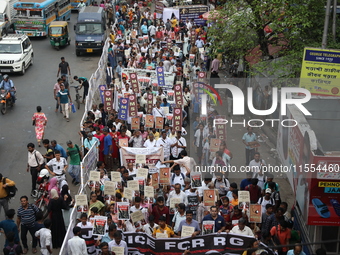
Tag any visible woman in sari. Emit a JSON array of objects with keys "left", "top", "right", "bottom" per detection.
[
  {"left": 89, "top": 192, "right": 105, "bottom": 216},
  {"left": 32, "top": 106, "right": 47, "bottom": 147}
]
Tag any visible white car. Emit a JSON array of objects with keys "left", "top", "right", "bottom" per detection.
[{"left": 0, "top": 34, "right": 34, "bottom": 75}]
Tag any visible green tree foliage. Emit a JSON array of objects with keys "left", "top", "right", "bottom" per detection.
[{"left": 208, "top": 0, "right": 325, "bottom": 77}]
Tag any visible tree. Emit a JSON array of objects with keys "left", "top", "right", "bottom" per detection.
[{"left": 208, "top": 0, "right": 326, "bottom": 77}]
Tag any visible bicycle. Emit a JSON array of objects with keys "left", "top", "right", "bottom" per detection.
[{"left": 71, "top": 85, "right": 82, "bottom": 109}]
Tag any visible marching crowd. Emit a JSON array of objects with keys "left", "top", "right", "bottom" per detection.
[{"left": 0, "top": 1, "right": 327, "bottom": 255}]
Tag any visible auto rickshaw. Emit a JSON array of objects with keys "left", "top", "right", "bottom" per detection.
[{"left": 49, "top": 21, "right": 71, "bottom": 50}]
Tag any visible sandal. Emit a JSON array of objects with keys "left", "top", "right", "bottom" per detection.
[
  {"left": 32, "top": 248, "right": 37, "bottom": 254},
  {"left": 23, "top": 248, "right": 28, "bottom": 254}
]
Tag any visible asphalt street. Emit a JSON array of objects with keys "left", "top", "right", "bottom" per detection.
[{"left": 0, "top": 13, "right": 99, "bottom": 253}]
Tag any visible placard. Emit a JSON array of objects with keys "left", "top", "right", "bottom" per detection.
[
  {"left": 92, "top": 216, "right": 107, "bottom": 236},
  {"left": 156, "top": 232, "right": 168, "bottom": 238},
  {"left": 136, "top": 154, "right": 146, "bottom": 164},
  {"left": 203, "top": 189, "right": 216, "bottom": 207},
  {"left": 187, "top": 195, "right": 199, "bottom": 212},
  {"left": 137, "top": 177, "right": 145, "bottom": 192},
  {"left": 131, "top": 210, "right": 145, "bottom": 223},
  {"left": 174, "top": 84, "right": 183, "bottom": 106},
  {"left": 89, "top": 171, "right": 100, "bottom": 182},
  {"left": 249, "top": 204, "right": 262, "bottom": 223},
  {"left": 131, "top": 117, "right": 140, "bottom": 130},
  {"left": 144, "top": 186, "right": 154, "bottom": 198},
  {"left": 111, "top": 246, "right": 125, "bottom": 255},
  {"left": 210, "top": 139, "right": 221, "bottom": 152},
  {"left": 156, "top": 67, "right": 166, "bottom": 87},
  {"left": 129, "top": 73, "right": 140, "bottom": 94},
  {"left": 161, "top": 107, "right": 169, "bottom": 115},
  {"left": 191, "top": 172, "right": 202, "bottom": 188},
  {"left": 215, "top": 123, "right": 226, "bottom": 142},
  {"left": 104, "top": 181, "right": 116, "bottom": 195},
  {"left": 248, "top": 141, "right": 260, "bottom": 148},
  {"left": 146, "top": 93, "right": 154, "bottom": 114},
  {"left": 159, "top": 168, "right": 170, "bottom": 184},
  {"left": 111, "top": 171, "right": 121, "bottom": 181},
  {"left": 137, "top": 168, "right": 148, "bottom": 179},
  {"left": 238, "top": 191, "right": 250, "bottom": 210},
  {"left": 155, "top": 116, "right": 164, "bottom": 129},
  {"left": 145, "top": 115, "right": 154, "bottom": 128},
  {"left": 128, "top": 94, "right": 138, "bottom": 117},
  {"left": 151, "top": 172, "right": 159, "bottom": 189},
  {"left": 170, "top": 197, "right": 181, "bottom": 214},
  {"left": 103, "top": 89, "right": 113, "bottom": 112},
  {"left": 202, "top": 221, "right": 215, "bottom": 235},
  {"left": 117, "top": 202, "right": 130, "bottom": 220},
  {"left": 75, "top": 194, "right": 88, "bottom": 206},
  {"left": 128, "top": 180, "right": 139, "bottom": 191},
  {"left": 173, "top": 107, "right": 182, "bottom": 132},
  {"left": 118, "top": 97, "right": 129, "bottom": 121},
  {"left": 124, "top": 188, "right": 133, "bottom": 201},
  {"left": 119, "top": 138, "right": 129, "bottom": 148},
  {"left": 181, "top": 226, "right": 195, "bottom": 238}
]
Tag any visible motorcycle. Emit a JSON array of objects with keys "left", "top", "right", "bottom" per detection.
[{"left": 0, "top": 89, "right": 15, "bottom": 115}]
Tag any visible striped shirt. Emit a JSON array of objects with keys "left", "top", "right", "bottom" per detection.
[{"left": 17, "top": 204, "right": 39, "bottom": 227}]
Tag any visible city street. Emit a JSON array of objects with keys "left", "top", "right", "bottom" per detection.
[{"left": 0, "top": 13, "right": 99, "bottom": 253}]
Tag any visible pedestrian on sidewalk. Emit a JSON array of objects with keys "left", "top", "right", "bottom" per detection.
[
  {"left": 32, "top": 106, "right": 47, "bottom": 147},
  {"left": 27, "top": 143, "right": 44, "bottom": 195},
  {"left": 242, "top": 126, "right": 257, "bottom": 166},
  {"left": 56, "top": 84, "right": 72, "bottom": 122},
  {"left": 66, "top": 140, "right": 82, "bottom": 186},
  {"left": 17, "top": 195, "right": 40, "bottom": 254},
  {"left": 35, "top": 219, "right": 53, "bottom": 255}
]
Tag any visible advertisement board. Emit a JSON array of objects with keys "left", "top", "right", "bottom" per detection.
[{"left": 299, "top": 47, "right": 340, "bottom": 96}]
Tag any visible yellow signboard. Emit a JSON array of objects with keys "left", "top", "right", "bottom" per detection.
[
  {"left": 299, "top": 47, "right": 340, "bottom": 96},
  {"left": 318, "top": 182, "right": 340, "bottom": 188}
]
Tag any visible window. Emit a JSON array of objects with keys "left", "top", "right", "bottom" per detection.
[
  {"left": 0, "top": 44, "right": 22, "bottom": 54},
  {"left": 321, "top": 226, "right": 340, "bottom": 254},
  {"left": 30, "top": 10, "right": 42, "bottom": 17}
]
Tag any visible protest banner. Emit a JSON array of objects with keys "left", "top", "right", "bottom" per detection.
[
  {"left": 128, "top": 94, "right": 138, "bottom": 117},
  {"left": 103, "top": 89, "right": 113, "bottom": 112}
]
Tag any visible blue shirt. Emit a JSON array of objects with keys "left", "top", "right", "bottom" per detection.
[
  {"left": 240, "top": 178, "right": 252, "bottom": 190},
  {"left": 0, "top": 219, "right": 19, "bottom": 246},
  {"left": 202, "top": 214, "right": 226, "bottom": 232},
  {"left": 141, "top": 24, "right": 148, "bottom": 34},
  {"left": 57, "top": 89, "right": 70, "bottom": 104},
  {"left": 287, "top": 250, "right": 306, "bottom": 255},
  {"left": 0, "top": 80, "right": 14, "bottom": 91},
  {"left": 101, "top": 233, "right": 114, "bottom": 244},
  {"left": 242, "top": 132, "right": 257, "bottom": 149},
  {"left": 177, "top": 219, "right": 200, "bottom": 233},
  {"left": 103, "top": 134, "right": 112, "bottom": 155},
  {"left": 53, "top": 144, "right": 67, "bottom": 159}
]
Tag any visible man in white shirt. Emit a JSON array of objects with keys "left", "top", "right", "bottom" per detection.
[
  {"left": 128, "top": 130, "right": 144, "bottom": 148},
  {"left": 229, "top": 218, "right": 254, "bottom": 237},
  {"left": 249, "top": 152, "right": 266, "bottom": 174},
  {"left": 108, "top": 232, "right": 128, "bottom": 255},
  {"left": 77, "top": 213, "right": 95, "bottom": 255},
  {"left": 143, "top": 215, "right": 158, "bottom": 236},
  {"left": 170, "top": 131, "right": 187, "bottom": 159},
  {"left": 170, "top": 165, "right": 186, "bottom": 187},
  {"left": 172, "top": 203, "right": 186, "bottom": 234},
  {"left": 166, "top": 183, "right": 188, "bottom": 206},
  {"left": 144, "top": 133, "right": 157, "bottom": 148},
  {"left": 67, "top": 226, "right": 87, "bottom": 255},
  {"left": 45, "top": 150, "right": 67, "bottom": 180},
  {"left": 156, "top": 130, "right": 172, "bottom": 160},
  {"left": 163, "top": 57, "right": 172, "bottom": 72},
  {"left": 152, "top": 101, "right": 164, "bottom": 118},
  {"left": 35, "top": 219, "right": 52, "bottom": 255},
  {"left": 163, "top": 150, "right": 195, "bottom": 176},
  {"left": 90, "top": 104, "right": 102, "bottom": 121},
  {"left": 127, "top": 162, "right": 137, "bottom": 176},
  {"left": 195, "top": 37, "right": 204, "bottom": 48},
  {"left": 148, "top": 22, "right": 156, "bottom": 37}
]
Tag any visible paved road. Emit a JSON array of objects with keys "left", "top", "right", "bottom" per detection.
[{"left": 0, "top": 13, "right": 99, "bottom": 253}]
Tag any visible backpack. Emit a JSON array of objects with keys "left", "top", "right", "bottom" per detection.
[
  {"left": 272, "top": 191, "right": 281, "bottom": 207},
  {"left": 171, "top": 173, "right": 185, "bottom": 184},
  {"left": 259, "top": 196, "right": 275, "bottom": 206},
  {"left": 5, "top": 244, "right": 19, "bottom": 255},
  {"left": 3, "top": 178, "right": 17, "bottom": 198}
]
